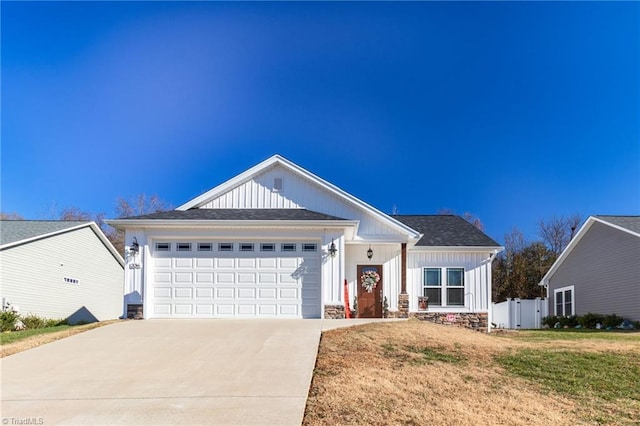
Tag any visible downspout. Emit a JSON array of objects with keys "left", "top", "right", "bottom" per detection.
[{"left": 486, "top": 250, "right": 498, "bottom": 333}]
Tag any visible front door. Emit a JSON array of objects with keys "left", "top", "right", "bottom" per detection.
[{"left": 357, "top": 265, "right": 383, "bottom": 318}]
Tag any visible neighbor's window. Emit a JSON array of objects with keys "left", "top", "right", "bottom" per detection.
[
  {"left": 197, "top": 243, "right": 213, "bottom": 251},
  {"left": 218, "top": 243, "right": 234, "bottom": 252},
  {"left": 281, "top": 243, "right": 296, "bottom": 252},
  {"left": 446, "top": 268, "right": 465, "bottom": 306},
  {"left": 176, "top": 243, "right": 192, "bottom": 252},
  {"left": 240, "top": 243, "right": 254, "bottom": 252},
  {"left": 423, "top": 268, "right": 442, "bottom": 306},
  {"left": 260, "top": 243, "right": 275, "bottom": 252},
  {"left": 155, "top": 242, "right": 170, "bottom": 251},
  {"left": 302, "top": 243, "right": 317, "bottom": 252},
  {"left": 555, "top": 286, "right": 574, "bottom": 316}
]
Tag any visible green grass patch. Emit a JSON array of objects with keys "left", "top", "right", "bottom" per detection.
[
  {"left": 406, "top": 345, "right": 466, "bottom": 365},
  {"left": 498, "top": 329, "right": 640, "bottom": 342},
  {"left": 0, "top": 325, "right": 73, "bottom": 345},
  {"left": 496, "top": 348, "right": 640, "bottom": 401}
]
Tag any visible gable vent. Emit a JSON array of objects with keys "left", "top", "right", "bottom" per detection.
[{"left": 273, "top": 177, "right": 283, "bottom": 192}]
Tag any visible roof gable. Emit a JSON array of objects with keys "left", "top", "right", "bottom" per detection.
[
  {"left": 0, "top": 220, "right": 124, "bottom": 266},
  {"left": 176, "top": 154, "right": 421, "bottom": 241},
  {"left": 392, "top": 215, "right": 501, "bottom": 247},
  {"left": 539, "top": 215, "right": 640, "bottom": 285},
  {"left": 119, "top": 209, "right": 347, "bottom": 221}
]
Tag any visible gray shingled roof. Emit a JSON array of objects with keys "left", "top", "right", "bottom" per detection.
[
  {"left": 121, "top": 208, "right": 347, "bottom": 221},
  {"left": 594, "top": 215, "right": 640, "bottom": 234},
  {"left": 392, "top": 215, "right": 501, "bottom": 247},
  {"left": 0, "top": 220, "right": 90, "bottom": 246}
]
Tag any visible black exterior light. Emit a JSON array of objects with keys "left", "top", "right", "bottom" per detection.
[
  {"left": 130, "top": 237, "right": 140, "bottom": 254},
  {"left": 367, "top": 245, "right": 373, "bottom": 260},
  {"left": 329, "top": 239, "right": 337, "bottom": 257}
]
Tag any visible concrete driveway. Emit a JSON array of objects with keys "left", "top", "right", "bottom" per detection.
[{"left": 1, "top": 319, "right": 398, "bottom": 425}]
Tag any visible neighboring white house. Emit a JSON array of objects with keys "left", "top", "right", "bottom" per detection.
[
  {"left": 539, "top": 215, "right": 640, "bottom": 322},
  {"left": 0, "top": 221, "right": 124, "bottom": 324},
  {"left": 107, "top": 155, "right": 503, "bottom": 330}
]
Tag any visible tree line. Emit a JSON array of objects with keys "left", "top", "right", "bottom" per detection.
[{"left": 492, "top": 214, "right": 582, "bottom": 302}]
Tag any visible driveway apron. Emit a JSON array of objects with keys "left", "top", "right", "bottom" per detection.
[{"left": 1, "top": 320, "right": 324, "bottom": 425}]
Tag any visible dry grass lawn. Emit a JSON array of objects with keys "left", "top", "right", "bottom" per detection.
[{"left": 303, "top": 319, "right": 640, "bottom": 426}]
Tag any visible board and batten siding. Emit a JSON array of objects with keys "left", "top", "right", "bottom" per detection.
[
  {"left": 1, "top": 227, "right": 123, "bottom": 323},
  {"left": 407, "top": 250, "right": 492, "bottom": 312},
  {"left": 548, "top": 222, "right": 640, "bottom": 321},
  {"left": 201, "top": 165, "right": 407, "bottom": 238}
]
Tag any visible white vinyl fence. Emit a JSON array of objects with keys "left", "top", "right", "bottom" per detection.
[{"left": 492, "top": 298, "right": 548, "bottom": 329}]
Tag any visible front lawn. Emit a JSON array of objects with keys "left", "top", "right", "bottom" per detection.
[{"left": 303, "top": 320, "right": 640, "bottom": 425}]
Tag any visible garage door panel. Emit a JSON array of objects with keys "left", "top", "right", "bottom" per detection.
[
  {"left": 149, "top": 240, "right": 320, "bottom": 319},
  {"left": 174, "top": 304, "right": 193, "bottom": 315},
  {"left": 217, "top": 258, "right": 234, "bottom": 268},
  {"left": 196, "top": 258, "right": 213, "bottom": 268},
  {"left": 195, "top": 288, "right": 213, "bottom": 299},
  {"left": 175, "top": 273, "right": 193, "bottom": 283},
  {"left": 196, "top": 273, "right": 213, "bottom": 283},
  {"left": 196, "top": 304, "right": 214, "bottom": 315},
  {"left": 238, "top": 305, "right": 256, "bottom": 315},
  {"left": 237, "top": 273, "right": 256, "bottom": 284},
  {"left": 174, "top": 288, "right": 193, "bottom": 298},
  {"left": 217, "top": 273, "right": 235, "bottom": 283},
  {"left": 258, "top": 258, "right": 277, "bottom": 268},
  {"left": 238, "top": 258, "right": 256, "bottom": 268},
  {"left": 216, "top": 288, "right": 235, "bottom": 298},
  {"left": 238, "top": 288, "right": 256, "bottom": 298},
  {"left": 258, "top": 288, "right": 277, "bottom": 298}
]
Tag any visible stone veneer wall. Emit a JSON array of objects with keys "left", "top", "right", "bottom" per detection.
[
  {"left": 410, "top": 312, "right": 489, "bottom": 332},
  {"left": 324, "top": 305, "right": 346, "bottom": 319}
]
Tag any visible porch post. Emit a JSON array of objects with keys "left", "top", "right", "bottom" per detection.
[{"left": 398, "top": 243, "right": 409, "bottom": 318}]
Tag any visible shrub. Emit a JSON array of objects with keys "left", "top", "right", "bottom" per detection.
[
  {"left": 578, "top": 312, "right": 605, "bottom": 329},
  {"left": 602, "top": 314, "right": 624, "bottom": 328},
  {"left": 542, "top": 315, "right": 559, "bottom": 328},
  {"left": 0, "top": 310, "right": 20, "bottom": 332},
  {"left": 558, "top": 315, "right": 578, "bottom": 328}
]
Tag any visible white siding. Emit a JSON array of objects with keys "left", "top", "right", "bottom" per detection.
[
  {"left": 407, "top": 250, "right": 492, "bottom": 312},
  {"left": 1, "top": 227, "right": 123, "bottom": 323},
  {"left": 201, "top": 165, "right": 406, "bottom": 237}
]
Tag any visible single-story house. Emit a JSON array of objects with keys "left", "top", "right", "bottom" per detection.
[
  {"left": 539, "top": 215, "right": 640, "bottom": 322},
  {"left": 107, "top": 155, "right": 503, "bottom": 330},
  {"left": 0, "top": 221, "right": 124, "bottom": 324}
]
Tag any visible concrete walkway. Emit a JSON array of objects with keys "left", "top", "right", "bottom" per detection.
[{"left": 1, "top": 318, "right": 401, "bottom": 425}]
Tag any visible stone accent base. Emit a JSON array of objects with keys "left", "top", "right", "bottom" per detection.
[
  {"left": 398, "top": 293, "right": 410, "bottom": 318},
  {"left": 411, "top": 312, "right": 489, "bottom": 332},
  {"left": 324, "top": 304, "right": 346, "bottom": 319}
]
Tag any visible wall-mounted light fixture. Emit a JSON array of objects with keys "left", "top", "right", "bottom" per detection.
[
  {"left": 367, "top": 245, "right": 373, "bottom": 260},
  {"left": 130, "top": 237, "right": 140, "bottom": 255},
  {"left": 328, "top": 239, "right": 337, "bottom": 258}
]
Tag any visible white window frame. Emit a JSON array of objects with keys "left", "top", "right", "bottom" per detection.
[
  {"left": 422, "top": 267, "right": 466, "bottom": 307},
  {"left": 260, "top": 243, "right": 275, "bottom": 252},
  {"left": 155, "top": 242, "right": 170, "bottom": 252},
  {"left": 197, "top": 243, "right": 213, "bottom": 252},
  {"left": 281, "top": 243, "right": 296, "bottom": 252},
  {"left": 240, "top": 243, "right": 255, "bottom": 252},
  {"left": 218, "top": 243, "right": 234, "bottom": 252},
  {"left": 302, "top": 243, "right": 318, "bottom": 252},
  {"left": 176, "top": 243, "right": 192, "bottom": 252},
  {"left": 554, "top": 285, "right": 575, "bottom": 316}
]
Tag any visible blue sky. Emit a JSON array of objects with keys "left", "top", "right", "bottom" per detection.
[{"left": 2, "top": 1, "right": 639, "bottom": 243}]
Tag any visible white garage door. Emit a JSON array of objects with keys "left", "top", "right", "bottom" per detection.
[{"left": 148, "top": 241, "right": 321, "bottom": 318}]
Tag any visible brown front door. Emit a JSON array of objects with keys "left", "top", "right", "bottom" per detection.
[{"left": 357, "top": 265, "right": 383, "bottom": 318}]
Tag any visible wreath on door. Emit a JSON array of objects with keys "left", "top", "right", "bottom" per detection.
[{"left": 360, "top": 270, "right": 380, "bottom": 293}]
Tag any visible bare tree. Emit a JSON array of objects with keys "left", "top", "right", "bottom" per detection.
[
  {"left": 116, "top": 194, "right": 171, "bottom": 218},
  {"left": 58, "top": 207, "right": 92, "bottom": 221},
  {"left": 537, "top": 214, "right": 582, "bottom": 255},
  {"left": 438, "top": 209, "right": 485, "bottom": 231}
]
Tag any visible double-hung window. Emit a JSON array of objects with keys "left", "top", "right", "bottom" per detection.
[
  {"left": 423, "top": 267, "right": 465, "bottom": 307},
  {"left": 554, "top": 286, "right": 574, "bottom": 316}
]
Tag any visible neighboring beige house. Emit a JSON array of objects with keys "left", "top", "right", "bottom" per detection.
[
  {"left": 539, "top": 215, "right": 640, "bottom": 322},
  {"left": 1, "top": 221, "right": 124, "bottom": 323}
]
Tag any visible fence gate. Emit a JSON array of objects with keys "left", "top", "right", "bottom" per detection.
[{"left": 492, "top": 298, "right": 548, "bottom": 329}]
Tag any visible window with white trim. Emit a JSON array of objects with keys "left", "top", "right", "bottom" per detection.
[
  {"left": 198, "top": 243, "right": 213, "bottom": 251},
  {"left": 554, "top": 286, "right": 575, "bottom": 316},
  {"left": 260, "top": 243, "right": 275, "bottom": 252},
  {"left": 176, "top": 243, "right": 192, "bottom": 252},
  {"left": 302, "top": 243, "right": 317, "bottom": 252},
  {"left": 155, "top": 242, "right": 170, "bottom": 251},
  {"left": 281, "top": 243, "right": 296, "bottom": 252},
  {"left": 422, "top": 267, "right": 465, "bottom": 307},
  {"left": 218, "top": 243, "right": 233, "bottom": 252},
  {"left": 240, "top": 243, "right": 254, "bottom": 252}
]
